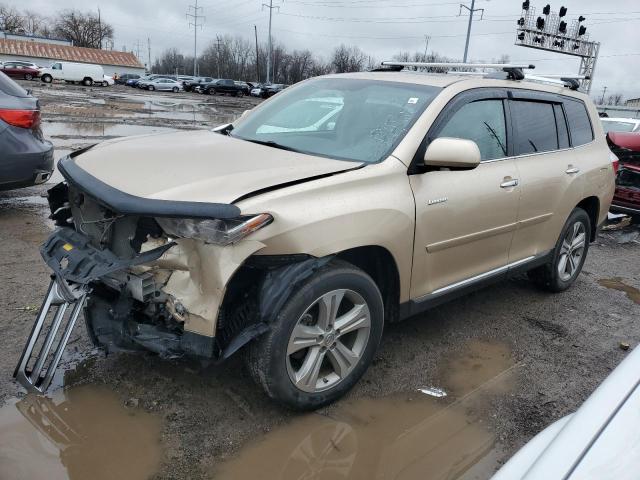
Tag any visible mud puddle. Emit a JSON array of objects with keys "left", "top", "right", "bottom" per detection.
[
  {"left": 214, "top": 340, "right": 516, "bottom": 480},
  {"left": 598, "top": 278, "right": 640, "bottom": 305},
  {"left": 0, "top": 385, "right": 163, "bottom": 480}
]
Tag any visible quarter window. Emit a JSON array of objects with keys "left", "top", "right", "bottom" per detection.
[
  {"left": 564, "top": 100, "right": 594, "bottom": 146},
  {"left": 511, "top": 100, "right": 559, "bottom": 155},
  {"left": 437, "top": 99, "right": 507, "bottom": 161}
]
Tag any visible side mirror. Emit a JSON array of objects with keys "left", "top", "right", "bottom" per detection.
[{"left": 423, "top": 137, "right": 481, "bottom": 169}]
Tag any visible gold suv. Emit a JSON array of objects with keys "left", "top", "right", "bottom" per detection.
[{"left": 16, "top": 64, "right": 615, "bottom": 409}]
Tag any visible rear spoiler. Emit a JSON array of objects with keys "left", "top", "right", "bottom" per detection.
[{"left": 58, "top": 148, "right": 241, "bottom": 219}]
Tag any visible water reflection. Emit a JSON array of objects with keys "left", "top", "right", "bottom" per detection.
[
  {"left": 216, "top": 340, "right": 516, "bottom": 480},
  {"left": 0, "top": 386, "right": 162, "bottom": 480}
]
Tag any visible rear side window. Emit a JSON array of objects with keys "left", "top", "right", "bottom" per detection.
[
  {"left": 564, "top": 100, "right": 594, "bottom": 146},
  {"left": 437, "top": 99, "right": 507, "bottom": 161},
  {"left": 511, "top": 100, "right": 558, "bottom": 155}
]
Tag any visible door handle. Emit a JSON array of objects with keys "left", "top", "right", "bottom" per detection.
[
  {"left": 566, "top": 166, "right": 580, "bottom": 174},
  {"left": 500, "top": 179, "right": 519, "bottom": 188}
]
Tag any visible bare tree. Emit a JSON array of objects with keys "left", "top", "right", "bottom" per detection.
[
  {"left": 22, "top": 10, "right": 50, "bottom": 37},
  {"left": 53, "top": 10, "right": 113, "bottom": 48},
  {"left": 331, "top": 44, "right": 367, "bottom": 73},
  {"left": 0, "top": 4, "right": 25, "bottom": 33}
]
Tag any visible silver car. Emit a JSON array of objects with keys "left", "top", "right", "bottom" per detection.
[
  {"left": 144, "top": 78, "right": 183, "bottom": 92},
  {"left": 493, "top": 344, "right": 640, "bottom": 479}
]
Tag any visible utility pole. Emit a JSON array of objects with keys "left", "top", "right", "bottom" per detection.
[
  {"left": 459, "top": 0, "right": 484, "bottom": 63},
  {"left": 187, "top": 0, "right": 205, "bottom": 76},
  {"left": 97, "top": 8, "right": 102, "bottom": 49},
  {"left": 147, "top": 37, "right": 151, "bottom": 72},
  {"left": 262, "top": 0, "right": 279, "bottom": 84},
  {"left": 216, "top": 35, "right": 222, "bottom": 78},
  {"left": 254, "top": 25, "right": 260, "bottom": 82},
  {"left": 423, "top": 35, "right": 431, "bottom": 61},
  {"left": 600, "top": 86, "right": 608, "bottom": 105},
  {"left": 133, "top": 39, "right": 143, "bottom": 61}
]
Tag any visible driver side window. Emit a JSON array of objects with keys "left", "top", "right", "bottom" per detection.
[{"left": 437, "top": 99, "right": 507, "bottom": 161}]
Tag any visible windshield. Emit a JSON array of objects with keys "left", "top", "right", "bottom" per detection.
[
  {"left": 602, "top": 120, "right": 637, "bottom": 133},
  {"left": 231, "top": 77, "right": 441, "bottom": 163}
]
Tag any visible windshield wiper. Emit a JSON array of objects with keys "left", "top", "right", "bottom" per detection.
[{"left": 240, "top": 138, "right": 302, "bottom": 153}]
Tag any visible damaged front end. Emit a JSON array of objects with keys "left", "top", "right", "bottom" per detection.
[{"left": 14, "top": 151, "right": 275, "bottom": 393}]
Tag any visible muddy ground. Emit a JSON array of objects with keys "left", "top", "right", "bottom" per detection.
[{"left": 1, "top": 81, "right": 639, "bottom": 480}]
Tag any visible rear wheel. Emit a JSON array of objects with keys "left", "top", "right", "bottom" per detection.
[
  {"left": 82, "top": 77, "right": 92, "bottom": 86},
  {"left": 41, "top": 74, "right": 52, "bottom": 83},
  {"left": 528, "top": 208, "right": 591, "bottom": 292},
  {"left": 246, "top": 260, "right": 384, "bottom": 410},
  {"left": 172, "top": 86, "right": 179, "bottom": 93},
  {"left": 24, "top": 73, "right": 33, "bottom": 81}
]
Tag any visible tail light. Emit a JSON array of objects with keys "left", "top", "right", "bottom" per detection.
[
  {"left": 0, "top": 109, "right": 41, "bottom": 129},
  {"left": 609, "top": 150, "right": 619, "bottom": 174}
]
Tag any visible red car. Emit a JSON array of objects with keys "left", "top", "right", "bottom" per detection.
[
  {"left": 608, "top": 132, "right": 640, "bottom": 217},
  {"left": 0, "top": 62, "right": 41, "bottom": 81}
]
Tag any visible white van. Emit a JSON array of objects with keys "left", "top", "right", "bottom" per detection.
[{"left": 40, "top": 62, "right": 105, "bottom": 86}]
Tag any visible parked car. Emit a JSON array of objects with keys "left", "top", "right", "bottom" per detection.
[
  {"left": 235, "top": 81, "right": 251, "bottom": 96},
  {"left": 116, "top": 73, "right": 140, "bottom": 85},
  {"left": 14, "top": 66, "right": 614, "bottom": 410},
  {"left": 144, "top": 78, "right": 183, "bottom": 92},
  {"left": 492, "top": 344, "right": 640, "bottom": 479},
  {"left": 607, "top": 131, "right": 640, "bottom": 218},
  {"left": 601, "top": 117, "right": 640, "bottom": 134},
  {"left": 0, "top": 71, "right": 53, "bottom": 191},
  {"left": 100, "top": 75, "right": 115, "bottom": 87},
  {"left": 137, "top": 75, "right": 175, "bottom": 89},
  {"left": 261, "top": 83, "right": 287, "bottom": 98},
  {"left": 184, "top": 76, "right": 213, "bottom": 92},
  {"left": 0, "top": 61, "right": 41, "bottom": 81},
  {"left": 204, "top": 78, "right": 246, "bottom": 96},
  {"left": 39, "top": 62, "right": 104, "bottom": 86},
  {"left": 250, "top": 85, "right": 264, "bottom": 97},
  {"left": 194, "top": 78, "right": 217, "bottom": 93},
  {"left": 2, "top": 60, "right": 42, "bottom": 70}
]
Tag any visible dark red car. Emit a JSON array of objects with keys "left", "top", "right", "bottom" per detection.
[
  {"left": 0, "top": 62, "right": 41, "bottom": 81},
  {"left": 608, "top": 132, "right": 640, "bottom": 217}
]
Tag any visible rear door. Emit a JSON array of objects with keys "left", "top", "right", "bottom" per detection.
[
  {"left": 410, "top": 89, "right": 521, "bottom": 298},
  {"left": 508, "top": 93, "right": 591, "bottom": 262}
]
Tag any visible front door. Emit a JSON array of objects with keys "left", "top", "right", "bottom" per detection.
[{"left": 410, "top": 93, "right": 521, "bottom": 299}]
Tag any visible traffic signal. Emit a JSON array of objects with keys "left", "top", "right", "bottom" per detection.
[
  {"left": 518, "top": 32, "right": 526, "bottom": 40},
  {"left": 559, "top": 21, "right": 567, "bottom": 33},
  {"left": 522, "top": 0, "right": 530, "bottom": 10},
  {"left": 536, "top": 16, "right": 545, "bottom": 29},
  {"left": 559, "top": 6, "right": 567, "bottom": 17},
  {"left": 517, "top": 17, "right": 525, "bottom": 26},
  {"left": 578, "top": 25, "right": 587, "bottom": 36},
  {"left": 543, "top": 4, "right": 551, "bottom": 15}
]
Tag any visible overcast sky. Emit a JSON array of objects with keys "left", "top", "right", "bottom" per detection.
[{"left": 21, "top": 0, "right": 640, "bottom": 99}]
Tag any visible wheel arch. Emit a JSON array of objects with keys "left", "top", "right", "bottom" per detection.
[{"left": 575, "top": 196, "right": 599, "bottom": 241}]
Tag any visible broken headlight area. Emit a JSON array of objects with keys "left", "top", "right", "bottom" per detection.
[{"left": 156, "top": 214, "right": 273, "bottom": 246}]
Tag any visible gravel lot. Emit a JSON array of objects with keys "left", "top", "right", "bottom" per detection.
[{"left": 0, "top": 81, "right": 639, "bottom": 480}]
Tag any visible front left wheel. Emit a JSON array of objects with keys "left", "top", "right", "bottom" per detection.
[{"left": 246, "top": 261, "right": 384, "bottom": 410}]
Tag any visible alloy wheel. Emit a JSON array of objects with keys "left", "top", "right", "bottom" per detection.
[
  {"left": 286, "top": 289, "right": 371, "bottom": 393},
  {"left": 558, "top": 221, "right": 586, "bottom": 281}
]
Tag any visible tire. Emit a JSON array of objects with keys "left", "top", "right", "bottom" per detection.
[
  {"left": 246, "top": 260, "right": 384, "bottom": 410},
  {"left": 237, "top": 90, "right": 245, "bottom": 97},
  {"left": 42, "top": 74, "right": 52, "bottom": 83},
  {"left": 172, "top": 86, "right": 179, "bottom": 93},
  {"left": 82, "top": 77, "right": 92, "bottom": 86},
  {"left": 528, "top": 208, "right": 591, "bottom": 292},
  {"left": 24, "top": 73, "right": 33, "bottom": 81},
  {"left": 148, "top": 85, "right": 155, "bottom": 91}
]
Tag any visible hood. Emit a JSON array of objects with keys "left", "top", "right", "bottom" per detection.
[{"left": 72, "top": 130, "right": 361, "bottom": 204}]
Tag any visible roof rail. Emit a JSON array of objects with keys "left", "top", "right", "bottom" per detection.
[
  {"left": 379, "top": 61, "right": 535, "bottom": 80},
  {"left": 523, "top": 74, "right": 586, "bottom": 91}
]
